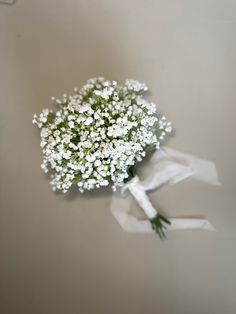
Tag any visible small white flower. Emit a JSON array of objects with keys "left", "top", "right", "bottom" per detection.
[
  {"left": 94, "top": 159, "right": 101, "bottom": 167},
  {"left": 68, "top": 121, "right": 74, "bottom": 128},
  {"left": 107, "top": 125, "right": 124, "bottom": 138},
  {"left": 100, "top": 180, "right": 109, "bottom": 186},
  {"left": 40, "top": 128, "right": 49, "bottom": 138},
  {"left": 84, "top": 117, "right": 93, "bottom": 126},
  {"left": 86, "top": 155, "right": 96, "bottom": 162},
  {"left": 63, "top": 150, "right": 71, "bottom": 160}
]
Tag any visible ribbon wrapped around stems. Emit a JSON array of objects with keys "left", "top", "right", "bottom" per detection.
[{"left": 110, "top": 147, "right": 220, "bottom": 234}]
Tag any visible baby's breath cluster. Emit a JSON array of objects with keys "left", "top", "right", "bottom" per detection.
[{"left": 33, "top": 78, "right": 172, "bottom": 193}]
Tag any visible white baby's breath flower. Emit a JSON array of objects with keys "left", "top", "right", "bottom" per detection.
[
  {"left": 33, "top": 77, "right": 171, "bottom": 193},
  {"left": 84, "top": 117, "right": 93, "bottom": 126},
  {"left": 68, "top": 121, "right": 74, "bottom": 128},
  {"left": 40, "top": 128, "right": 49, "bottom": 138}
]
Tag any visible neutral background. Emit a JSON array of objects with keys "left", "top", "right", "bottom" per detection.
[{"left": 1, "top": 1, "right": 236, "bottom": 313}]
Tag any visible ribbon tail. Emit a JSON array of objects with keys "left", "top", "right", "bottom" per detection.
[
  {"left": 110, "top": 184, "right": 215, "bottom": 233},
  {"left": 167, "top": 218, "right": 215, "bottom": 231},
  {"left": 164, "top": 147, "right": 221, "bottom": 186},
  {"left": 110, "top": 193, "right": 215, "bottom": 233}
]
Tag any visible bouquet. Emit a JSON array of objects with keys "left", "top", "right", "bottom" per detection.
[{"left": 33, "top": 78, "right": 172, "bottom": 237}]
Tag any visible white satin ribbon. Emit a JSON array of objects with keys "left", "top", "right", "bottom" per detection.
[{"left": 110, "top": 147, "right": 220, "bottom": 234}]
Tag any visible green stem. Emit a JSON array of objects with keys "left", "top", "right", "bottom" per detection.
[{"left": 150, "top": 214, "right": 171, "bottom": 239}]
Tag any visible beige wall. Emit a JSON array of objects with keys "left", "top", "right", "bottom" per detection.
[{"left": 0, "top": 1, "right": 236, "bottom": 313}]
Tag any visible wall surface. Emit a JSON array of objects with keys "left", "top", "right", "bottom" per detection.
[{"left": 0, "top": 1, "right": 236, "bottom": 313}]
